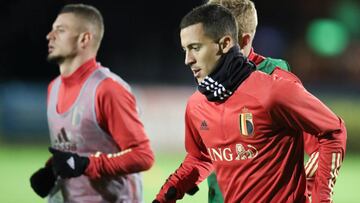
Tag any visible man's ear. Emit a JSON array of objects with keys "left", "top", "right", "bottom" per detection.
[
  {"left": 78, "top": 32, "right": 92, "bottom": 49},
  {"left": 239, "top": 33, "right": 251, "bottom": 50},
  {"left": 218, "top": 35, "right": 234, "bottom": 54}
]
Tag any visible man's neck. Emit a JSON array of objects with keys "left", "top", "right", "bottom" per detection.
[
  {"left": 59, "top": 53, "right": 95, "bottom": 76},
  {"left": 243, "top": 45, "right": 252, "bottom": 57}
]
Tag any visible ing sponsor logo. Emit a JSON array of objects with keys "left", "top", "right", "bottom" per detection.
[{"left": 207, "top": 143, "right": 258, "bottom": 162}]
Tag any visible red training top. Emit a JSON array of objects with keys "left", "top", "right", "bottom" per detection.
[
  {"left": 156, "top": 70, "right": 346, "bottom": 203},
  {"left": 47, "top": 58, "right": 154, "bottom": 179}
]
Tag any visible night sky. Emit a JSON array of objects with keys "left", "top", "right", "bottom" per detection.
[{"left": 0, "top": 1, "right": 338, "bottom": 84}]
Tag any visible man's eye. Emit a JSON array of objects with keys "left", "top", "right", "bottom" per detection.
[{"left": 193, "top": 46, "right": 200, "bottom": 51}]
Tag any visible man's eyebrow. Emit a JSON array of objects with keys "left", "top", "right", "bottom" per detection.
[
  {"left": 186, "top": 43, "right": 201, "bottom": 48},
  {"left": 53, "top": 24, "right": 66, "bottom": 29},
  {"left": 182, "top": 42, "right": 201, "bottom": 50}
]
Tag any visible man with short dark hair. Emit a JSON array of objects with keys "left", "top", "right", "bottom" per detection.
[
  {"left": 153, "top": 4, "right": 346, "bottom": 203},
  {"left": 205, "top": 1, "right": 320, "bottom": 202}
]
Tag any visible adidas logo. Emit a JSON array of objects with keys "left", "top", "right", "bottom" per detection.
[
  {"left": 200, "top": 120, "right": 209, "bottom": 130},
  {"left": 56, "top": 128, "right": 70, "bottom": 143},
  {"left": 53, "top": 127, "right": 77, "bottom": 151}
]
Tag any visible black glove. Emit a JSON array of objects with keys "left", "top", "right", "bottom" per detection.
[
  {"left": 49, "top": 147, "right": 89, "bottom": 178},
  {"left": 30, "top": 165, "right": 56, "bottom": 198},
  {"left": 152, "top": 186, "right": 179, "bottom": 203},
  {"left": 152, "top": 185, "right": 199, "bottom": 203},
  {"left": 165, "top": 186, "right": 177, "bottom": 200},
  {"left": 186, "top": 185, "right": 199, "bottom": 195}
]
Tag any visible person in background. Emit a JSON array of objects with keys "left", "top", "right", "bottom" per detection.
[
  {"left": 153, "top": 4, "right": 346, "bottom": 203},
  {"left": 30, "top": 4, "right": 154, "bottom": 203}
]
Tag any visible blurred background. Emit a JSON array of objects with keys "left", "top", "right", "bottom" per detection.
[{"left": 0, "top": 0, "right": 359, "bottom": 202}]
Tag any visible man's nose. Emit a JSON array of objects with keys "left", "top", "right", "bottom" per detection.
[
  {"left": 185, "top": 51, "right": 195, "bottom": 66},
  {"left": 46, "top": 30, "right": 54, "bottom": 40}
]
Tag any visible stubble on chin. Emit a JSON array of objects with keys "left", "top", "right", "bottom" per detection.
[{"left": 47, "top": 54, "right": 64, "bottom": 65}]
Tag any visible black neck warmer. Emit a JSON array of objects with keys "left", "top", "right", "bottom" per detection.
[{"left": 198, "top": 45, "right": 256, "bottom": 102}]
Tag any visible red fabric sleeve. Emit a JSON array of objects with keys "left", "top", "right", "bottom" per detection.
[
  {"left": 155, "top": 103, "right": 213, "bottom": 202},
  {"left": 303, "top": 131, "right": 320, "bottom": 197},
  {"left": 272, "top": 67, "right": 321, "bottom": 198},
  {"left": 271, "top": 67, "right": 302, "bottom": 84},
  {"left": 84, "top": 78, "right": 154, "bottom": 179},
  {"left": 270, "top": 78, "right": 346, "bottom": 203},
  {"left": 272, "top": 68, "right": 320, "bottom": 155}
]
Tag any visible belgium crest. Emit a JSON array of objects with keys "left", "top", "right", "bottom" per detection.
[{"left": 239, "top": 107, "right": 254, "bottom": 136}]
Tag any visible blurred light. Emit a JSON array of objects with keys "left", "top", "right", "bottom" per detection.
[
  {"left": 306, "top": 19, "right": 349, "bottom": 56},
  {"left": 331, "top": 0, "right": 360, "bottom": 35}
]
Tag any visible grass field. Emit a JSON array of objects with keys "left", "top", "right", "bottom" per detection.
[{"left": 0, "top": 145, "right": 359, "bottom": 203}]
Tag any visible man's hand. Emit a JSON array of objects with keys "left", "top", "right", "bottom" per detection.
[
  {"left": 49, "top": 147, "right": 89, "bottom": 178},
  {"left": 152, "top": 174, "right": 200, "bottom": 203},
  {"left": 30, "top": 165, "right": 56, "bottom": 198},
  {"left": 152, "top": 186, "right": 177, "bottom": 203},
  {"left": 186, "top": 186, "right": 199, "bottom": 195}
]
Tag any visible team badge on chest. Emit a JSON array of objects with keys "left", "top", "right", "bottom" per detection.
[{"left": 239, "top": 107, "right": 254, "bottom": 136}]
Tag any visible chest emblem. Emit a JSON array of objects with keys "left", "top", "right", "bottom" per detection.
[
  {"left": 200, "top": 120, "right": 209, "bottom": 130},
  {"left": 71, "top": 105, "right": 84, "bottom": 128},
  {"left": 239, "top": 107, "right": 254, "bottom": 136}
]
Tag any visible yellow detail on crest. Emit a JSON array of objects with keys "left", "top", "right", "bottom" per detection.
[{"left": 239, "top": 111, "right": 254, "bottom": 136}]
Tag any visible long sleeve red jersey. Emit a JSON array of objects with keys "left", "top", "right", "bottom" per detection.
[
  {"left": 47, "top": 58, "right": 154, "bottom": 179},
  {"left": 157, "top": 70, "right": 346, "bottom": 203},
  {"left": 249, "top": 49, "right": 322, "bottom": 198}
]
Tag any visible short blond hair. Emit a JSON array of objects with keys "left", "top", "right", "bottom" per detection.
[
  {"left": 60, "top": 4, "right": 104, "bottom": 51},
  {"left": 207, "top": 0, "right": 257, "bottom": 39}
]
